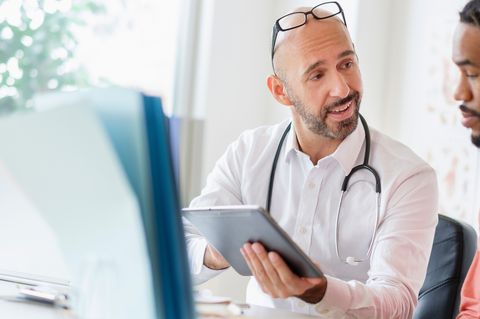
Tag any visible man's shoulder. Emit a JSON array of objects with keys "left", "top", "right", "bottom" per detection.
[
  {"left": 235, "top": 120, "right": 290, "bottom": 147},
  {"left": 370, "top": 128, "right": 433, "bottom": 172}
]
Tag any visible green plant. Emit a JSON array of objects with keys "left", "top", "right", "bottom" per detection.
[{"left": 0, "top": 0, "right": 105, "bottom": 115}]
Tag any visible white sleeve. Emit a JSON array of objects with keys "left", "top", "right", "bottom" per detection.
[
  {"left": 314, "top": 166, "right": 438, "bottom": 318},
  {"left": 183, "top": 139, "right": 244, "bottom": 284},
  {"left": 183, "top": 218, "right": 226, "bottom": 285}
]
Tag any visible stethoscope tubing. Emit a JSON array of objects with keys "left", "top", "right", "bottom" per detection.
[{"left": 266, "top": 114, "right": 381, "bottom": 265}]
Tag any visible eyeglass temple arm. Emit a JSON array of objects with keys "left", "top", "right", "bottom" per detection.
[
  {"left": 271, "top": 23, "right": 280, "bottom": 66},
  {"left": 340, "top": 10, "right": 347, "bottom": 28}
]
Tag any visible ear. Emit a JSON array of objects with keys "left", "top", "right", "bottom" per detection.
[{"left": 266, "top": 74, "right": 292, "bottom": 106}]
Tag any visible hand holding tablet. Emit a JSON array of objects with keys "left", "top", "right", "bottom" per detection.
[{"left": 182, "top": 205, "right": 323, "bottom": 278}]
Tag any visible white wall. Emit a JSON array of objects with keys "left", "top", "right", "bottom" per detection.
[
  {"left": 192, "top": 0, "right": 281, "bottom": 184},
  {"left": 191, "top": 0, "right": 280, "bottom": 302},
  {"left": 378, "top": 0, "right": 480, "bottom": 227}
]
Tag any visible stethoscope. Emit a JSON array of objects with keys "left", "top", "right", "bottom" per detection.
[{"left": 266, "top": 114, "right": 381, "bottom": 266}]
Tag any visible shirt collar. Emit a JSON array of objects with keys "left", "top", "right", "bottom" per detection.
[
  {"left": 282, "top": 121, "right": 366, "bottom": 174},
  {"left": 330, "top": 122, "right": 365, "bottom": 174},
  {"left": 283, "top": 123, "right": 299, "bottom": 162}
]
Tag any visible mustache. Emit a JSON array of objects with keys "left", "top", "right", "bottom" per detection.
[
  {"left": 325, "top": 92, "right": 359, "bottom": 111},
  {"left": 459, "top": 105, "right": 480, "bottom": 118}
]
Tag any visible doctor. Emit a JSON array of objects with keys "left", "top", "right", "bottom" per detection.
[{"left": 185, "top": 2, "right": 438, "bottom": 318}]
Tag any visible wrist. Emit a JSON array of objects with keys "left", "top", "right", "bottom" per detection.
[
  {"left": 203, "top": 259, "right": 229, "bottom": 270},
  {"left": 203, "top": 245, "right": 229, "bottom": 270},
  {"left": 203, "top": 258, "right": 222, "bottom": 270},
  {"left": 297, "top": 277, "right": 328, "bottom": 304}
]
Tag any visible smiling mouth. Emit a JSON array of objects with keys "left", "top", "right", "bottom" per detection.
[{"left": 329, "top": 101, "right": 352, "bottom": 114}]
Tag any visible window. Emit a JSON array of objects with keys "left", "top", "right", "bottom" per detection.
[{"left": 0, "top": 0, "right": 180, "bottom": 116}]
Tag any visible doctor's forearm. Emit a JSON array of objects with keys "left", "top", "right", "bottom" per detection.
[
  {"left": 296, "top": 278, "right": 328, "bottom": 304},
  {"left": 313, "top": 275, "right": 417, "bottom": 318}
]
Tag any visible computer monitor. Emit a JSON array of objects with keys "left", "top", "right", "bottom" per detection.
[{"left": 0, "top": 88, "right": 195, "bottom": 319}]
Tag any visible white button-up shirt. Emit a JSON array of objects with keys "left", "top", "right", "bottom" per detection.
[{"left": 185, "top": 120, "right": 438, "bottom": 318}]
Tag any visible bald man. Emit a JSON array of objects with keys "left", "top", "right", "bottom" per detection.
[{"left": 184, "top": 2, "right": 438, "bottom": 318}]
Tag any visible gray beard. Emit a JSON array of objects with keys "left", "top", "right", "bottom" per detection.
[{"left": 291, "top": 91, "right": 361, "bottom": 139}]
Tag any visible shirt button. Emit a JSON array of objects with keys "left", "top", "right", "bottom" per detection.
[
  {"left": 299, "top": 226, "right": 307, "bottom": 234},
  {"left": 308, "top": 182, "right": 316, "bottom": 189}
]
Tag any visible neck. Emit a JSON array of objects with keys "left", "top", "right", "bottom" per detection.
[{"left": 293, "top": 119, "right": 343, "bottom": 164}]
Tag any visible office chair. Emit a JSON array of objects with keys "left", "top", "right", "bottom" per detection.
[{"left": 413, "top": 214, "right": 477, "bottom": 319}]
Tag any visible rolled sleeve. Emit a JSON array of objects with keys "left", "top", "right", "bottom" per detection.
[
  {"left": 184, "top": 220, "right": 227, "bottom": 285},
  {"left": 314, "top": 275, "right": 352, "bottom": 317}
]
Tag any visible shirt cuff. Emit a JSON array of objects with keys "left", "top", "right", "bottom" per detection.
[
  {"left": 314, "top": 275, "right": 351, "bottom": 317},
  {"left": 190, "top": 238, "right": 227, "bottom": 285},
  {"left": 191, "top": 238, "right": 208, "bottom": 275}
]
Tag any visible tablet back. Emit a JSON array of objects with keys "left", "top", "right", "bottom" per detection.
[{"left": 183, "top": 205, "right": 322, "bottom": 278}]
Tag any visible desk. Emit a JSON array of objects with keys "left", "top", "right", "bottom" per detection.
[
  {"left": 241, "top": 305, "right": 317, "bottom": 318},
  {"left": 0, "top": 281, "right": 71, "bottom": 319},
  {"left": 197, "top": 301, "right": 317, "bottom": 318},
  {"left": 0, "top": 281, "right": 317, "bottom": 319}
]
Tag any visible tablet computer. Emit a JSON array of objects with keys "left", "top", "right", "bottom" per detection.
[{"left": 182, "top": 205, "right": 322, "bottom": 277}]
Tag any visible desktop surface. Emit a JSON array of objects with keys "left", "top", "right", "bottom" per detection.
[{"left": 0, "top": 280, "right": 318, "bottom": 319}]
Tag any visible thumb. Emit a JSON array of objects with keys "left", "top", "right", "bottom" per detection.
[{"left": 304, "top": 277, "right": 324, "bottom": 285}]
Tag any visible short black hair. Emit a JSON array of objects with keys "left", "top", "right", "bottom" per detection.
[{"left": 460, "top": 0, "right": 480, "bottom": 26}]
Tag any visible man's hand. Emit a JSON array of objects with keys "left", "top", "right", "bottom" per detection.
[
  {"left": 240, "top": 242, "right": 327, "bottom": 304},
  {"left": 204, "top": 244, "right": 230, "bottom": 270}
]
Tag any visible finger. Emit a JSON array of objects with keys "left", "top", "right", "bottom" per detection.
[
  {"left": 304, "top": 277, "right": 324, "bottom": 285},
  {"left": 251, "top": 243, "right": 285, "bottom": 289},
  {"left": 240, "top": 245, "right": 260, "bottom": 277},
  {"left": 268, "top": 251, "right": 314, "bottom": 295},
  {"left": 242, "top": 243, "right": 275, "bottom": 293},
  {"left": 240, "top": 246, "right": 254, "bottom": 272}
]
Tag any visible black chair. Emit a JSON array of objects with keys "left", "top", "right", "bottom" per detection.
[{"left": 413, "top": 214, "right": 477, "bottom": 319}]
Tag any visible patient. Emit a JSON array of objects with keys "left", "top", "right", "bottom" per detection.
[{"left": 451, "top": 0, "right": 480, "bottom": 318}]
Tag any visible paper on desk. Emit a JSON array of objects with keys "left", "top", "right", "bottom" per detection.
[
  {"left": 196, "top": 303, "right": 245, "bottom": 318},
  {"left": 194, "top": 290, "right": 246, "bottom": 318},
  {"left": 195, "top": 293, "right": 231, "bottom": 304}
]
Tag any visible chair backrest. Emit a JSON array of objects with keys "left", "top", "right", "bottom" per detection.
[{"left": 413, "top": 214, "right": 477, "bottom": 319}]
